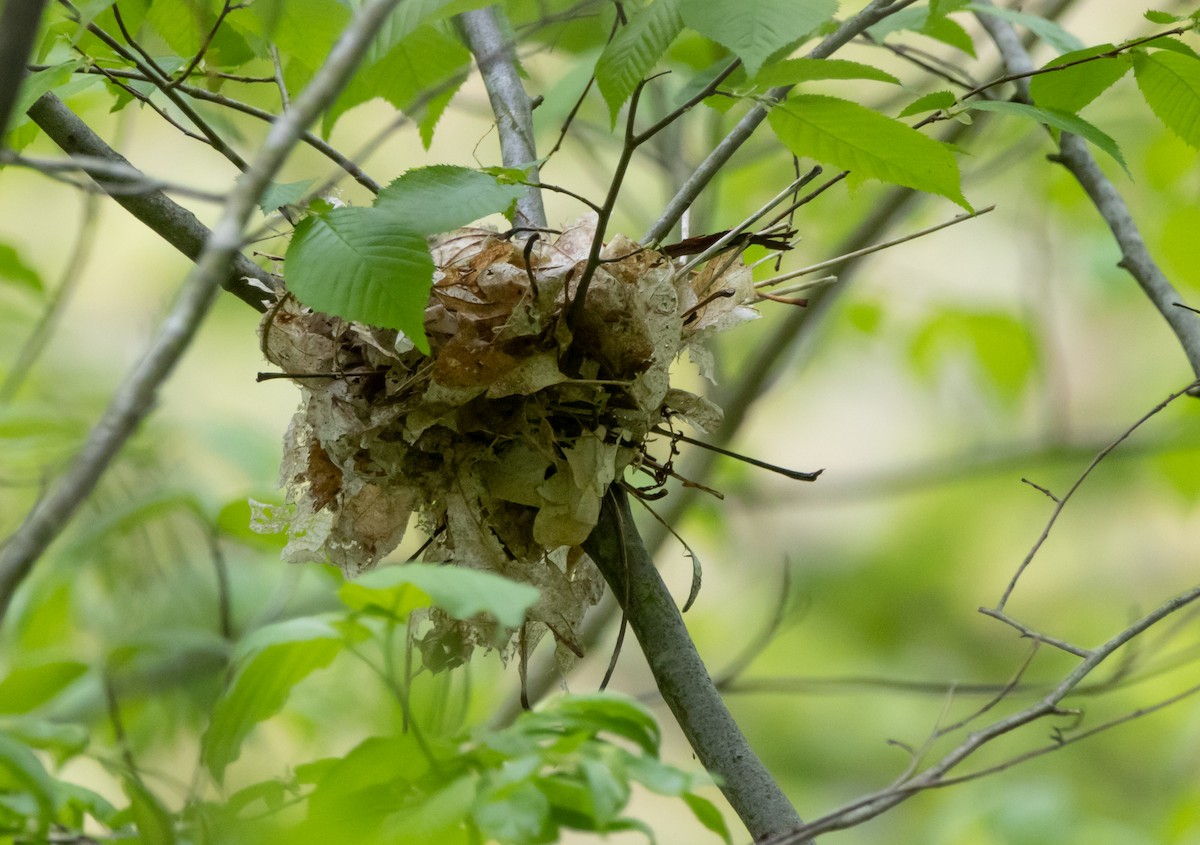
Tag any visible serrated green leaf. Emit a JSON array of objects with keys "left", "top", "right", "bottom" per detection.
[
  {"left": 753, "top": 57, "right": 899, "bottom": 88},
  {"left": 338, "top": 563, "right": 539, "bottom": 631},
  {"left": 769, "top": 94, "right": 969, "bottom": 209},
  {"left": 0, "top": 662, "right": 88, "bottom": 715},
  {"left": 679, "top": 0, "right": 837, "bottom": 77},
  {"left": 1145, "top": 10, "right": 1183, "bottom": 24},
  {"left": 596, "top": 0, "right": 683, "bottom": 124},
  {"left": 145, "top": 0, "right": 212, "bottom": 58},
  {"left": 898, "top": 89, "right": 957, "bottom": 117},
  {"left": 683, "top": 792, "right": 732, "bottom": 844},
  {"left": 285, "top": 206, "right": 435, "bottom": 353},
  {"left": 202, "top": 617, "right": 343, "bottom": 781},
  {"left": 0, "top": 243, "right": 44, "bottom": 294},
  {"left": 248, "top": 0, "right": 349, "bottom": 69},
  {"left": 257, "top": 179, "right": 314, "bottom": 215},
  {"left": 375, "top": 166, "right": 525, "bottom": 234},
  {"left": 1133, "top": 49, "right": 1200, "bottom": 149},
  {"left": 967, "top": 3, "right": 1084, "bottom": 53},
  {"left": 1029, "top": 44, "right": 1131, "bottom": 114},
  {"left": 965, "top": 100, "right": 1126, "bottom": 170},
  {"left": 924, "top": 13, "right": 975, "bottom": 56}
]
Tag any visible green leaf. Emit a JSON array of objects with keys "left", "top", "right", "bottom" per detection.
[
  {"left": 1145, "top": 10, "right": 1184, "bottom": 24},
  {"left": 541, "top": 695, "right": 661, "bottom": 755},
  {"left": 8, "top": 61, "right": 79, "bottom": 135},
  {"left": 473, "top": 780, "right": 553, "bottom": 844},
  {"left": 145, "top": 0, "right": 213, "bottom": 57},
  {"left": 0, "top": 662, "right": 88, "bottom": 715},
  {"left": 909, "top": 309, "right": 1038, "bottom": 405},
  {"left": 0, "top": 243, "right": 44, "bottom": 295},
  {"left": 375, "top": 166, "right": 525, "bottom": 234},
  {"left": 768, "top": 94, "right": 969, "bottom": 209},
  {"left": 866, "top": 6, "right": 973, "bottom": 54},
  {"left": 0, "top": 730, "right": 59, "bottom": 825},
  {"left": 924, "top": 13, "right": 975, "bottom": 56},
  {"left": 1133, "top": 49, "right": 1200, "bottom": 149},
  {"left": 257, "top": 180, "right": 313, "bottom": 215},
  {"left": 338, "top": 563, "right": 540, "bottom": 631},
  {"left": 578, "top": 756, "right": 629, "bottom": 826},
  {"left": 285, "top": 206, "right": 435, "bottom": 354},
  {"left": 202, "top": 617, "right": 343, "bottom": 781},
  {"left": 247, "top": 0, "right": 349, "bottom": 69},
  {"left": 965, "top": 100, "right": 1126, "bottom": 170},
  {"left": 1, "top": 719, "right": 89, "bottom": 765},
  {"left": 122, "top": 777, "right": 176, "bottom": 845},
  {"left": 596, "top": 0, "right": 684, "bottom": 124},
  {"left": 683, "top": 792, "right": 732, "bottom": 844},
  {"left": 1028, "top": 44, "right": 1131, "bottom": 114},
  {"left": 679, "top": 0, "right": 838, "bottom": 77},
  {"left": 898, "top": 89, "right": 957, "bottom": 118},
  {"left": 753, "top": 57, "right": 900, "bottom": 88},
  {"left": 967, "top": 4, "right": 1084, "bottom": 53}
]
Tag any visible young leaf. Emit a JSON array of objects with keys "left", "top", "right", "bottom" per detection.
[
  {"left": 898, "top": 90, "right": 957, "bottom": 118},
  {"left": 1144, "top": 10, "right": 1183, "bottom": 24},
  {"left": 965, "top": 100, "right": 1127, "bottom": 170},
  {"left": 374, "top": 165, "right": 525, "bottom": 234},
  {"left": 967, "top": 3, "right": 1084, "bottom": 53},
  {"left": 683, "top": 792, "right": 733, "bottom": 845},
  {"left": 679, "top": 0, "right": 838, "bottom": 77},
  {"left": 0, "top": 662, "right": 88, "bottom": 715},
  {"left": 768, "top": 94, "right": 969, "bottom": 209},
  {"left": 338, "top": 563, "right": 540, "bottom": 631},
  {"left": 753, "top": 57, "right": 900, "bottom": 88},
  {"left": 285, "top": 206, "right": 435, "bottom": 353},
  {"left": 257, "top": 180, "right": 314, "bottom": 215},
  {"left": 201, "top": 617, "right": 343, "bottom": 782},
  {"left": 545, "top": 695, "right": 662, "bottom": 755},
  {"left": 0, "top": 243, "right": 44, "bottom": 295},
  {"left": 596, "top": 0, "right": 684, "bottom": 124},
  {"left": 1028, "top": 44, "right": 1131, "bottom": 114},
  {"left": 1133, "top": 49, "right": 1200, "bottom": 149},
  {"left": 9, "top": 62, "right": 79, "bottom": 133}
]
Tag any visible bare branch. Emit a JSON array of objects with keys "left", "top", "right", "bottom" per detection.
[
  {"left": 0, "top": 0, "right": 407, "bottom": 622},
  {"left": 0, "top": 0, "right": 49, "bottom": 140},
  {"left": 24, "top": 93, "right": 278, "bottom": 310},
  {"left": 974, "top": 0, "right": 1200, "bottom": 387},
  {"left": 457, "top": 6, "right": 546, "bottom": 229}
]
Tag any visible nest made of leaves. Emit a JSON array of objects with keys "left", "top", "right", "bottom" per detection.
[{"left": 254, "top": 214, "right": 757, "bottom": 665}]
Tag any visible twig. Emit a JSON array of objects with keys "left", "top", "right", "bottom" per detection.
[
  {"left": 0, "top": 0, "right": 408, "bottom": 622},
  {"left": 0, "top": 150, "right": 227, "bottom": 202},
  {"left": 643, "top": 0, "right": 923, "bottom": 244},
  {"left": 977, "top": 608, "right": 1093, "bottom": 658},
  {"left": 24, "top": 93, "right": 278, "bottom": 310},
  {"left": 0, "top": 0, "right": 49, "bottom": 139},
  {"left": 457, "top": 6, "right": 546, "bottom": 229},
  {"left": 995, "top": 378, "right": 1200, "bottom": 611},
  {"left": 975, "top": 0, "right": 1200, "bottom": 386},
  {"left": 162, "top": 0, "right": 237, "bottom": 90}
]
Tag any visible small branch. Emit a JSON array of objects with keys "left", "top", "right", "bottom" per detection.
[
  {"left": 996, "top": 377, "right": 1200, "bottom": 611},
  {"left": 583, "top": 486, "right": 806, "bottom": 841},
  {"left": 643, "top": 0, "right": 922, "bottom": 244},
  {"left": 0, "top": 0, "right": 407, "bottom": 622},
  {"left": 977, "top": 608, "right": 1093, "bottom": 658},
  {"left": 0, "top": 0, "right": 49, "bottom": 140},
  {"left": 0, "top": 150, "right": 226, "bottom": 202},
  {"left": 457, "top": 6, "right": 546, "bottom": 229},
  {"left": 162, "top": 0, "right": 237, "bottom": 90},
  {"left": 975, "top": 0, "right": 1200, "bottom": 386},
  {"left": 25, "top": 93, "right": 278, "bottom": 310}
]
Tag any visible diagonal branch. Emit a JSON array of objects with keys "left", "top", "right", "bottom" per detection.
[
  {"left": 25, "top": 92, "right": 279, "bottom": 311},
  {"left": 0, "top": 0, "right": 406, "bottom": 623},
  {"left": 457, "top": 5, "right": 546, "bottom": 229},
  {"left": 974, "top": 0, "right": 1200, "bottom": 389}
]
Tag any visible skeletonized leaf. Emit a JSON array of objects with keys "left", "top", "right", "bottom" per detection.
[
  {"left": 966, "top": 100, "right": 1127, "bottom": 171},
  {"left": 1133, "top": 48, "right": 1200, "bottom": 149},
  {"left": 285, "top": 206, "right": 435, "bottom": 353},
  {"left": 679, "top": 0, "right": 838, "bottom": 77},
  {"left": 1029, "top": 44, "right": 1131, "bottom": 114},
  {"left": 596, "top": 0, "right": 684, "bottom": 124},
  {"left": 375, "top": 165, "right": 524, "bottom": 234},
  {"left": 768, "top": 94, "right": 969, "bottom": 209}
]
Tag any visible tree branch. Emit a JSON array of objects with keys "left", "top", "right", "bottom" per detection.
[
  {"left": 643, "top": 0, "right": 922, "bottom": 244},
  {"left": 457, "top": 5, "right": 546, "bottom": 229},
  {"left": 583, "top": 486, "right": 806, "bottom": 842},
  {"left": 974, "top": 0, "right": 1200, "bottom": 389},
  {"left": 24, "top": 92, "right": 279, "bottom": 311},
  {"left": 0, "top": 0, "right": 49, "bottom": 140},
  {"left": 0, "top": 0, "right": 406, "bottom": 623}
]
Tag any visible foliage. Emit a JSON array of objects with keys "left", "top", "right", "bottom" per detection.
[{"left": 4, "top": 0, "right": 1200, "bottom": 843}]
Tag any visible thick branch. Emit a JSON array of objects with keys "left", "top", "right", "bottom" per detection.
[
  {"left": 25, "top": 92, "right": 279, "bottom": 310},
  {"left": 457, "top": 5, "right": 546, "bottom": 229},
  {"left": 644, "top": 0, "right": 921, "bottom": 244},
  {"left": 0, "top": 0, "right": 405, "bottom": 622},
  {"left": 582, "top": 486, "right": 805, "bottom": 842},
  {"left": 0, "top": 0, "right": 49, "bottom": 139},
  {"left": 974, "top": 0, "right": 1200, "bottom": 387}
]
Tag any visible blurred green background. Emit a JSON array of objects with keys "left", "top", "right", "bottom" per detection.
[{"left": 2, "top": 1, "right": 1200, "bottom": 842}]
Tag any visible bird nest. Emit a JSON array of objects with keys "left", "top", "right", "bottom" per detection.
[{"left": 253, "top": 215, "right": 756, "bottom": 663}]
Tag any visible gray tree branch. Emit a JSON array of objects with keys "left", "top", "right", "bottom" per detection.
[
  {"left": 457, "top": 5, "right": 546, "bottom": 229},
  {"left": 0, "top": 0, "right": 406, "bottom": 622},
  {"left": 583, "top": 486, "right": 806, "bottom": 842},
  {"left": 974, "top": 0, "right": 1200, "bottom": 389},
  {"left": 24, "top": 92, "right": 279, "bottom": 310},
  {"left": 0, "top": 0, "right": 49, "bottom": 140}
]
